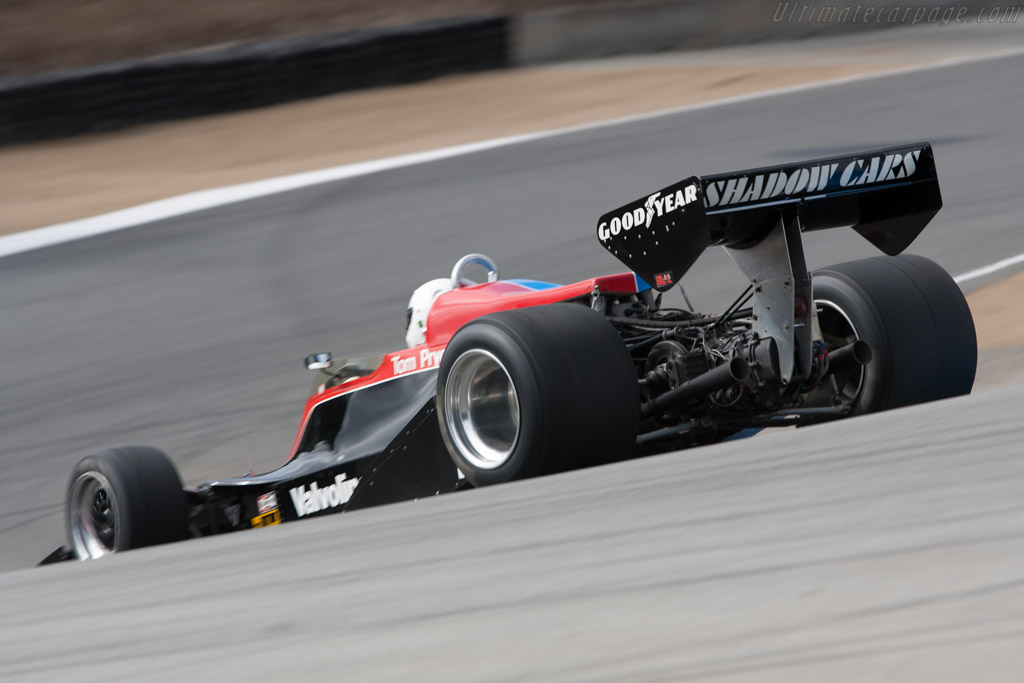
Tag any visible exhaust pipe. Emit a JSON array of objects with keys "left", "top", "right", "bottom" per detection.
[
  {"left": 825, "top": 340, "right": 873, "bottom": 377},
  {"left": 641, "top": 357, "right": 750, "bottom": 419}
]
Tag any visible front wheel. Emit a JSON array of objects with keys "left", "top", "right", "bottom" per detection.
[
  {"left": 66, "top": 447, "right": 189, "bottom": 559},
  {"left": 437, "top": 303, "right": 640, "bottom": 486},
  {"left": 812, "top": 254, "right": 976, "bottom": 414}
]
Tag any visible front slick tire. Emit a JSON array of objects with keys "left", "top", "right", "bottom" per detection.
[
  {"left": 437, "top": 303, "right": 640, "bottom": 487},
  {"left": 66, "top": 446, "right": 188, "bottom": 560}
]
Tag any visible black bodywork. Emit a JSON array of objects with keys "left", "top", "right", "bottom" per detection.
[{"left": 187, "top": 371, "right": 462, "bottom": 536}]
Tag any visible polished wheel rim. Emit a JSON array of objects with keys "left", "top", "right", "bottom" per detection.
[
  {"left": 68, "top": 472, "right": 119, "bottom": 559},
  {"left": 816, "top": 299, "right": 865, "bottom": 404},
  {"left": 443, "top": 349, "right": 520, "bottom": 470}
]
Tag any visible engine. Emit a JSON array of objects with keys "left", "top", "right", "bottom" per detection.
[{"left": 601, "top": 287, "right": 845, "bottom": 445}]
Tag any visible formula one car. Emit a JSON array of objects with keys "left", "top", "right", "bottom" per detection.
[{"left": 47, "top": 141, "right": 976, "bottom": 563}]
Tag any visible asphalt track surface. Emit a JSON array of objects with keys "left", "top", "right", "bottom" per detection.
[
  {"left": 3, "top": 387, "right": 1023, "bottom": 681},
  {"left": 1, "top": 49, "right": 1023, "bottom": 679}
]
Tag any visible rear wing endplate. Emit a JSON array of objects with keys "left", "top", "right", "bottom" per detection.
[{"left": 596, "top": 142, "right": 941, "bottom": 292}]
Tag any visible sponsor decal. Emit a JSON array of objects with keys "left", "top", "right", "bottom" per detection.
[
  {"left": 251, "top": 509, "right": 281, "bottom": 528},
  {"left": 289, "top": 474, "right": 359, "bottom": 518},
  {"left": 705, "top": 149, "right": 923, "bottom": 209},
  {"left": 390, "top": 347, "right": 444, "bottom": 376},
  {"left": 654, "top": 272, "right": 673, "bottom": 287},
  {"left": 257, "top": 492, "right": 278, "bottom": 515},
  {"left": 598, "top": 184, "right": 698, "bottom": 243}
]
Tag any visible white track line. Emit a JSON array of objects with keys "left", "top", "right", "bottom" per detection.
[
  {"left": 953, "top": 253, "right": 1024, "bottom": 284},
  {"left": 3, "top": 45, "right": 1024, "bottom": 285}
]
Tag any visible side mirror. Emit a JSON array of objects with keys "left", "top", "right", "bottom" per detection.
[{"left": 305, "top": 353, "right": 332, "bottom": 370}]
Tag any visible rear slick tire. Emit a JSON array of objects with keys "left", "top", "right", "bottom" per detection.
[
  {"left": 437, "top": 303, "right": 640, "bottom": 486},
  {"left": 812, "top": 254, "right": 976, "bottom": 414}
]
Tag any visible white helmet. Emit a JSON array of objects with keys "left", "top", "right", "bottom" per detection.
[{"left": 405, "top": 278, "right": 456, "bottom": 348}]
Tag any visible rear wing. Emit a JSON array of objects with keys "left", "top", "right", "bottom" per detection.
[{"left": 596, "top": 142, "right": 941, "bottom": 291}]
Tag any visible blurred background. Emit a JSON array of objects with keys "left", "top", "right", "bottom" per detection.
[{"left": 0, "top": 0, "right": 655, "bottom": 75}]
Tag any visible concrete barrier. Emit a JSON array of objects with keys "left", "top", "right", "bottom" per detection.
[{"left": 0, "top": 17, "right": 509, "bottom": 146}]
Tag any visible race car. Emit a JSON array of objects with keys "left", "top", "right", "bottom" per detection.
[{"left": 47, "top": 141, "right": 976, "bottom": 563}]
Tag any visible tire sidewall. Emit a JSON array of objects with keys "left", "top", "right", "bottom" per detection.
[
  {"left": 813, "top": 271, "right": 892, "bottom": 414},
  {"left": 437, "top": 322, "right": 548, "bottom": 486},
  {"left": 66, "top": 455, "right": 134, "bottom": 552},
  {"left": 65, "top": 447, "right": 187, "bottom": 557},
  {"left": 437, "top": 303, "right": 639, "bottom": 486}
]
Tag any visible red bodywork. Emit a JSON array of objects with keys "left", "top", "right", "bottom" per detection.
[{"left": 286, "top": 272, "right": 645, "bottom": 460}]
